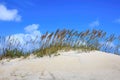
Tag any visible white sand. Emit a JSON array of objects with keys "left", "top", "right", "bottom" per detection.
[{"left": 0, "top": 50, "right": 120, "bottom": 80}]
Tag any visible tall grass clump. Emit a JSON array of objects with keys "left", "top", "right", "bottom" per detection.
[
  {"left": 0, "top": 29, "right": 120, "bottom": 59},
  {"left": 0, "top": 36, "right": 30, "bottom": 60},
  {"left": 33, "top": 29, "right": 120, "bottom": 57}
]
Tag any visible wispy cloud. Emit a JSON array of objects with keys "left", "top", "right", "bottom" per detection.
[
  {"left": 0, "top": 4, "right": 21, "bottom": 21},
  {"left": 114, "top": 18, "right": 120, "bottom": 23},
  {"left": 24, "top": 1, "right": 35, "bottom": 6},
  {"left": 89, "top": 20, "right": 100, "bottom": 28}
]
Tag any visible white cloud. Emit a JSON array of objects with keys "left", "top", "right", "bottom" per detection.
[
  {"left": 89, "top": 20, "right": 100, "bottom": 28},
  {"left": 24, "top": 24, "right": 39, "bottom": 33},
  {"left": 105, "top": 42, "right": 115, "bottom": 48},
  {"left": 100, "top": 41, "right": 115, "bottom": 48},
  {"left": 4, "top": 24, "right": 41, "bottom": 52},
  {"left": 0, "top": 4, "right": 21, "bottom": 21}
]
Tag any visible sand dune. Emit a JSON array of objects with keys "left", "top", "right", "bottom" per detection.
[{"left": 0, "top": 50, "right": 120, "bottom": 80}]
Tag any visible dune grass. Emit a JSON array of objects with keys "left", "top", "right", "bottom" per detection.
[{"left": 0, "top": 29, "right": 120, "bottom": 59}]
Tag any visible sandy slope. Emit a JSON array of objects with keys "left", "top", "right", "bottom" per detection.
[{"left": 0, "top": 50, "right": 120, "bottom": 80}]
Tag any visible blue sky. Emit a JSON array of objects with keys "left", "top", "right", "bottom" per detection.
[{"left": 0, "top": 0, "right": 120, "bottom": 36}]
